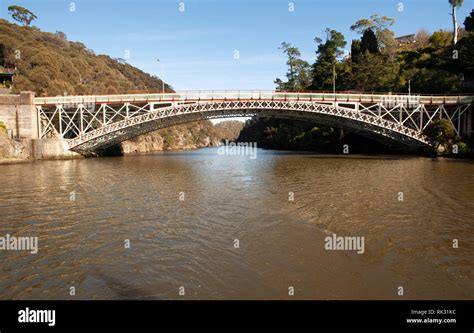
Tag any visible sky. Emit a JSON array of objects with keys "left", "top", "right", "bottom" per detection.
[{"left": 1, "top": 0, "right": 473, "bottom": 91}]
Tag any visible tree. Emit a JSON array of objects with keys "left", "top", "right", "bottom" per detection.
[
  {"left": 429, "top": 30, "right": 452, "bottom": 49},
  {"left": 350, "top": 14, "right": 396, "bottom": 50},
  {"left": 453, "top": 27, "right": 474, "bottom": 84},
  {"left": 350, "top": 39, "right": 362, "bottom": 63},
  {"left": 464, "top": 9, "right": 474, "bottom": 32},
  {"left": 309, "top": 29, "right": 346, "bottom": 90},
  {"left": 415, "top": 29, "right": 431, "bottom": 49},
  {"left": 410, "top": 68, "right": 461, "bottom": 93},
  {"left": 275, "top": 42, "right": 311, "bottom": 90},
  {"left": 360, "top": 29, "right": 379, "bottom": 54},
  {"left": 292, "top": 59, "right": 312, "bottom": 90},
  {"left": 423, "top": 119, "right": 456, "bottom": 150},
  {"left": 350, "top": 52, "right": 399, "bottom": 92},
  {"left": 280, "top": 42, "right": 299, "bottom": 86},
  {"left": 55, "top": 31, "right": 67, "bottom": 40},
  {"left": 7, "top": 5, "right": 37, "bottom": 26},
  {"left": 449, "top": 0, "right": 464, "bottom": 45}
]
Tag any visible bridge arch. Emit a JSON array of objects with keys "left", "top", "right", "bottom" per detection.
[{"left": 67, "top": 99, "right": 430, "bottom": 154}]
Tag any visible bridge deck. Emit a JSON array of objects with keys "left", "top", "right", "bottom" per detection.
[{"left": 34, "top": 91, "right": 474, "bottom": 106}]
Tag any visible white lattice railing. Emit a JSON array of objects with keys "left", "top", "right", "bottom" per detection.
[{"left": 34, "top": 91, "right": 474, "bottom": 106}]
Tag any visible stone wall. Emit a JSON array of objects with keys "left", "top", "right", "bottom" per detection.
[
  {"left": 30, "top": 138, "right": 81, "bottom": 159},
  {"left": 0, "top": 91, "right": 38, "bottom": 140},
  {"left": 0, "top": 92, "right": 81, "bottom": 161}
]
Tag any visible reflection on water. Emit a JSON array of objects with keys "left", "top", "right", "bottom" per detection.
[{"left": 0, "top": 148, "right": 473, "bottom": 299}]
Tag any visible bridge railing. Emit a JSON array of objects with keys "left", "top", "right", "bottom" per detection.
[{"left": 34, "top": 90, "right": 474, "bottom": 106}]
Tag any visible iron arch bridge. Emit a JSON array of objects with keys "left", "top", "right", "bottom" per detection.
[{"left": 34, "top": 91, "right": 473, "bottom": 155}]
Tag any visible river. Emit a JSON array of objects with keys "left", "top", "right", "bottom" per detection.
[{"left": 0, "top": 148, "right": 473, "bottom": 299}]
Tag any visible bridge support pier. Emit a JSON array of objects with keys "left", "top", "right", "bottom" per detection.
[
  {"left": 464, "top": 106, "right": 473, "bottom": 137},
  {"left": 0, "top": 92, "right": 83, "bottom": 159},
  {"left": 0, "top": 91, "right": 38, "bottom": 140}
]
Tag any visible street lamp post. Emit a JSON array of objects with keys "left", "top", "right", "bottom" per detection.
[{"left": 157, "top": 59, "right": 165, "bottom": 94}]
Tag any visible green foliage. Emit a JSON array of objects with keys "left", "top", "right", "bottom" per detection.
[
  {"left": 309, "top": 29, "right": 346, "bottom": 90},
  {"left": 453, "top": 29, "right": 474, "bottom": 81},
  {"left": 360, "top": 28, "right": 379, "bottom": 54},
  {"left": 465, "top": 10, "right": 474, "bottom": 31},
  {"left": 275, "top": 42, "right": 311, "bottom": 90},
  {"left": 0, "top": 121, "right": 7, "bottom": 134},
  {"left": 274, "top": 11, "right": 472, "bottom": 95},
  {"left": 55, "top": 31, "right": 67, "bottom": 40},
  {"left": 350, "top": 14, "right": 395, "bottom": 34},
  {"left": 0, "top": 19, "right": 235, "bottom": 150},
  {"left": 455, "top": 141, "right": 470, "bottom": 155},
  {"left": 267, "top": 10, "right": 474, "bottom": 153},
  {"left": 238, "top": 117, "right": 392, "bottom": 153},
  {"left": 238, "top": 118, "right": 340, "bottom": 151},
  {"left": 423, "top": 119, "right": 457, "bottom": 150},
  {"left": 0, "top": 19, "right": 172, "bottom": 96},
  {"left": 7, "top": 5, "right": 37, "bottom": 26},
  {"left": 429, "top": 31, "right": 452, "bottom": 49},
  {"left": 410, "top": 68, "right": 461, "bottom": 93},
  {"left": 350, "top": 39, "right": 362, "bottom": 63},
  {"left": 448, "top": 0, "right": 464, "bottom": 7},
  {"left": 350, "top": 14, "right": 396, "bottom": 50},
  {"left": 347, "top": 52, "right": 400, "bottom": 92}
]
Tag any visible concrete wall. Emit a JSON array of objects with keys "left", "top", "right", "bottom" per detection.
[
  {"left": 0, "top": 91, "right": 38, "bottom": 140},
  {"left": 30, "top": 138, "right": 81, "bottom": 159},
  {"left": 0, "top": 92, "right": 81, "bottom": 160}
]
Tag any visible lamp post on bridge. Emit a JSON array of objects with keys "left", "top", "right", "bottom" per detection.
[{"left": 156, "top": 59, "right": 165, "bottom": 94}]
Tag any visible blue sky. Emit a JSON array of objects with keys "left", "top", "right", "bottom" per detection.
[{"left": 1, "top": 0, "right": 473, "bottom": 91}]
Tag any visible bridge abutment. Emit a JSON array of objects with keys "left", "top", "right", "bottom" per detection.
[
  {"left": 0, "top": 92, "right": 81, "bottom": 160},
  {"left": 30, "top": 138, "right": 81, "bottom": 159},
  {"left": 0, "top": 91, "right": 38, "bottom": 140}
]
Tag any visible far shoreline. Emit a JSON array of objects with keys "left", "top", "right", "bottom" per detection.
[{"left": 2, "top": 145, "right": 473, "bottom": 166}]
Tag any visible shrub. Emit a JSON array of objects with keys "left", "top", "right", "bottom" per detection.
[{"left": 0, "top": 121, "right": 7, "bottom": 134}]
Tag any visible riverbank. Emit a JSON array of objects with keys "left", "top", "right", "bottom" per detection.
[
  {"left": 0, "top": 157, "right": 32, "bottom": 165},
  {"left": 0, "top": 119, "right": 244, "bottom": 164},
  {"left": 3, "top": 138, "right": 474, "bottom": 165}
]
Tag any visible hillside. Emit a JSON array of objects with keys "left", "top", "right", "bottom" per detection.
[
  {"left": 0, "top": 19, "right": 242, "bottom": 154},
  {"left": 212, "top": 121, "right": 245, "bottom": 141},
  {"left": 0, "top": 19, "right": 171, "bottom": 95}
]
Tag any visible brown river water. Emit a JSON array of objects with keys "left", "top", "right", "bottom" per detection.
[{"left": 0, "top": 147, "right": 473, "bottom": 299}]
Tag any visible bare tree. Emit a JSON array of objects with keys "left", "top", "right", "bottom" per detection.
[{"left": 415, "top": 29, "right": 431, "bottom": 48}]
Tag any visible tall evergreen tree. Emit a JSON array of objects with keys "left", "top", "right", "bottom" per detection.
[
  {"left": 360, "top": 29, "right": 379, "bottom": 54},
  {"left": 464, "top": 9, "right": 474, "bottom": 32},
  {"left": 350, "top": 14, "right": 395, "bottom": 50},
  {"left": 274, "top": 42, "right": 311, "bottom": 90},
  {"left": 309, "top": 29, "right": 346, "bottom": 90},
  {"left": 350, "top": 40, "right": 362, "bottom": 63}
]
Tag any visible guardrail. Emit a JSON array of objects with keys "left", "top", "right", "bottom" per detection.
[{"left": 34, "top": 90, "right": 474, "bottom": 106}]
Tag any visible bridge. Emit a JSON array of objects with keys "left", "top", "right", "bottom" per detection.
[{"left": 33, "top": 91, "right": 473, "bottom": 155}]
